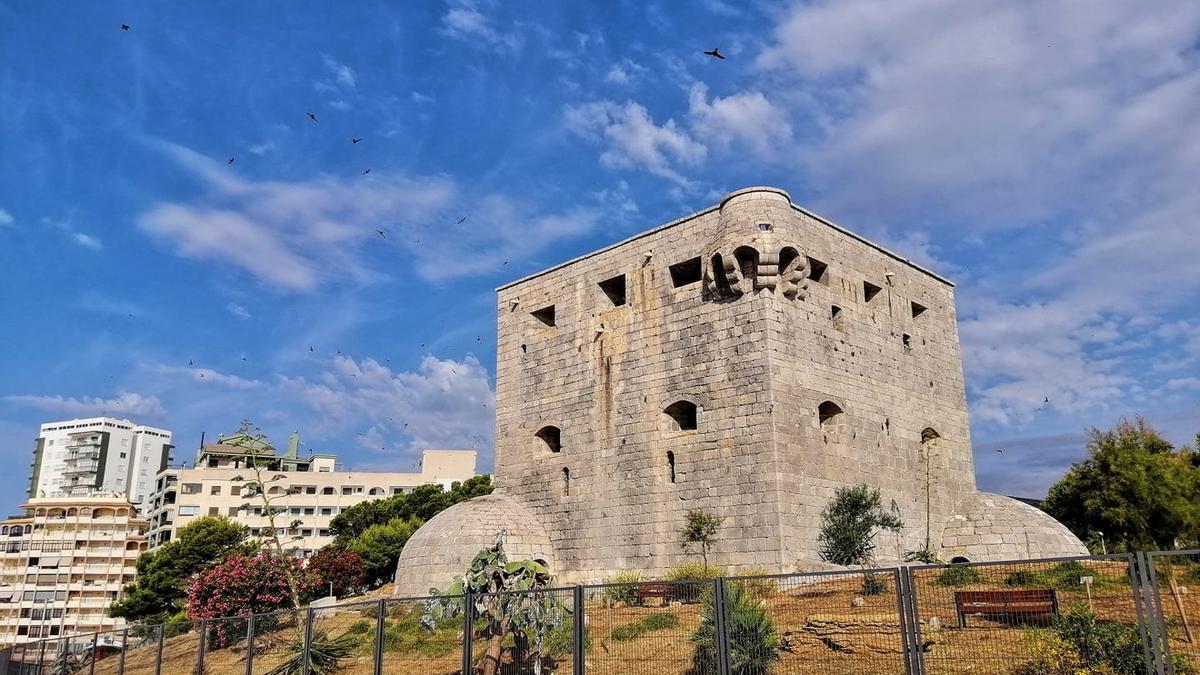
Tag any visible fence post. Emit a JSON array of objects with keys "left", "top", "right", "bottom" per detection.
[
  {"left": 154, "top": 624, "right": 164, "bottom": 675},
  {"left": 89, "top": 631, "right": 99, "bottom": 675},
  {"left": 244, "top": 613, "right": 256, "bottom": 675},
  {"left": 118, "top": 628, "right": 129, "bottom": 675},
  {"left": 37, "top": 637, "right": 46, "bottom": 674},
  {"left": 572, "top": 586, "right": 585, "bottom": 675},
  {"left": 713, "top": 578, "right": 731, "bottom": 675},
  {"left": 373, "top": 599, "right": 385, "bottom": 675},
  {"left": 195, "top": 620, "right": 207, "bottom": 675},
  {"left": 1139, "top": 552, "right": 1173, "bottom": 675},
  {"left": 301, "top": 607, "right": 315, "bottom": 675},
  {"left": 894, "top": 568, "right": 915, "bottom": 675},
  {"left": 903, "top": 567, "right": 927, "bottom": 675},
  {"left": 461, "top": 591, "right": 474, "bottom": 675}
]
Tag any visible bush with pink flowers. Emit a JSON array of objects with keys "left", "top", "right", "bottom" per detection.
[
  {"left": 187, "top": 552, "right": 318, "bottom": 645},
  {"left": 305, "top": 548, "right": 366, "bottom": 600}
]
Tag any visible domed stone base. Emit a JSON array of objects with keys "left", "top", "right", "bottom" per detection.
[
  {"left": 940, "top": 492, "right": 1089, "bottom": 562},
  {"left": 392, "top": 493, "right": 557, "bottom": 597}
]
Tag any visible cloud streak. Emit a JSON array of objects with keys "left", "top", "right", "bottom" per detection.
[{"left": 3, "top": 392, "right": 166, "bottom": 418}]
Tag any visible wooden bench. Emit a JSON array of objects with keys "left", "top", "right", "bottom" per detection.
[
  {"left": 632, "top": 583, "right": 672, "bottom": 606},
  {"left": 954, "top": 589, "right": 1059, "bottom": 627}
]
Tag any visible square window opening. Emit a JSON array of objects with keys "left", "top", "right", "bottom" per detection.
[
  {"left": 669, "top": 257, "right": 703, "bottom": 287},
  {"left": 911, "top": 301, "right": 927, "bottom": 319},
  {"left": 807, "top": 257, "right": 829, "bottom": 284},
  {"left": 598, "top": 275, "right": 627, "bottom": 307},
  {"left": 531, "top": 305, "right": 556, "bottom": 327},
  {"left": 863, "top": 281, "right": 881, "bottom": 303}
]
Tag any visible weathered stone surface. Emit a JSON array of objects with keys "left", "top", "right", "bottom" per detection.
[{"left": 395, "top": 186, "right": 1086, "bottom": 590}]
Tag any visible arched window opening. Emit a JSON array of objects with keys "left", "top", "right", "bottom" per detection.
[
  {"left": 733, "top": 246, "right": 759, "bottom": 291},
  {"left": 536, "top": 426, "right": 562, "bottom": 453},
  {"left": 664, "top": 401, "right": 698, "bottom": 432},
  {"left": 710, "top": 253, "right": 733, "bottom": 296},
  {"left": 950, "top": 556, "right": 970, "bottom": 564},
  {"left": 368, "top": 487, "right": 385, "bottom": 496},
  {"left": 921, "top": 428, "right": 941, "bottom": 444},
  {"left": 562, "top": 467, "right": 570, "bottom": 497},
  {"left": 818, "top": 401, "right": 845, "bottom": 444},
  {"left": 667, "top": 451, "right": 676, "bottom": 484},
  {"left": 322, "top": 487, "right": 335, "bottom": 495}
]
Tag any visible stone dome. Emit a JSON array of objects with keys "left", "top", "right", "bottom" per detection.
[
  {"left": 940, "top": 492, "right": 1088, "bottom": 562},
  {"left": 392, "top": 493, "right": 556, "bottom": 597}
]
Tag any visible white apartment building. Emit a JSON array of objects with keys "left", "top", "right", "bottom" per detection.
[
  {"left": 0, "top": 496, "right": 145, "bottom": 647},
  {"left": 145, "top": 430, "right": 476, "bottom": 556},
  {"left": 28, "top": 418, "right": 174, "bottom": 511}
]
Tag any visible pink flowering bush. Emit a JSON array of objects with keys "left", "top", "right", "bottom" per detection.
[
  {"left": 305, "top": 548, "right": 365, "bottom": 599},
  {"left": 187, "top": 552, "right": 318, "bottom": 646}
]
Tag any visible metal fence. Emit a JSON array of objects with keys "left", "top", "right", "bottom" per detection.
[{"left": 4, "top": 551, "right": 1200, "bottom": 674}]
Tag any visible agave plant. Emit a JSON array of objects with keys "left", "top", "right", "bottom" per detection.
[{"left": 263, "top": 628, "right": 357, "bottom": 675}]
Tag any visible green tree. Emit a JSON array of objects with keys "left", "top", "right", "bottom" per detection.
[
  {"left": 110, "top": 516, "right": 257, "bottom": 624},
  {"left": 818, "top": 484, "right": 904, "bottom": 567},
  {"left": 347, "top": 518, "right": 421, "bottom": 587},
  {"left": 681, "top": 509, "right": 723, "bottom": 573},
  {"left": 1044, "top": 418, "right": 1200, "bottom": 551},
  {"left": 330, "top": 475, "right": 492, "bottom": 544}
]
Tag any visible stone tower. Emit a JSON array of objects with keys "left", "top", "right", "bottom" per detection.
[{"left": 394, "top": 186, "right": 1084, "bottom": 594}]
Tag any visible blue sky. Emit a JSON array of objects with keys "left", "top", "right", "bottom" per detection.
[{"left": 1, "top": 0, "right": 1198, "bottom": 507}]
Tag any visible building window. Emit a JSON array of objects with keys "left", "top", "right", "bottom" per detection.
[
  {"left": 210, "top": 485, "right": 221, "bottom": 495},
  {"left": 535, "top": 426, "right": 561, "bottom": 453},
  {"left": 182, "top": 483, "right": 201, "bottom": 495},
  {"left": 531, "top": 305, "right": 556, "bottom": 327},
  {"left": 911, "top": 301, "right": 927, "bottom": 319},
  {"left": 669, "top": 257, "right": 702, "bottom": 287},
  {"left": 322, "top": 487, "right": 335, "bottom": 495},
  {"left": 807, "top": 257, "right": 828, "bottom": 284},
  {"left": 757, "top": 222, "right": 772, "bottom": 232},
  {"left": 863, "top": 281, "right": 881, "bottom": 303},
  {"left": 320, "top": 508, "right": 333, "bottom": 516},
  {"left": 902, "top": 333, "right": 912, "bottom": 351},
  {"left": 227, "top": 507, "right": 239, "bottom": 517},
  {"left": 598, "top": 275, "right": 627, "bottom": 307},
  {"left": 667, "top": 451, "right": 676, "bottom": 484},
  {"left": 562, "top": 467, "right": 570, "bottom": 497},
  {"left": 305, "top": 486, "right": 317, "bottom": 495},
  {"left": 664, "top": 401, "right": 698, "bottom": 432},
  {"left": 818, "top": 401, "right": 845, "bottom": 443},
  {"left": 178, "top": 506, "right": 199, "bottom": 516}
]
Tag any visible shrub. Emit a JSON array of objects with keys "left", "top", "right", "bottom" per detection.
[
  {"left": 347, "top": 619, "right": 372, "bottom": 635},
  {"left": 642, "top": 612, "right": 681, "bottom": 631},
  {"left": 610, "top": 612, "right": 680, "bottom": 641},
  {"left": 936, "top": 566, "right": 983, "bottom": 587},
  {"left": 1004, "top": 570, "right": 1039, "bottom": 587},
  {"left": 602, "top": 570, "right": 643, "bottom": 604},
  {"left": 735, "top": 568, "right": 778, "bottom": 600},
  {"left": 306, "top": 548, "right": 366, "bottom": 599},
  {"left": 1015, "top": 630, "right": 1086, "bottom": 675},
  {"left": 187, "top": 552, "right": 317, "bottom": 646},
  {"left": 666, "top": 563, "right": 726, "bottom": 604},
  {"left": 861, "top": 571, "right": 889, "bottom": 596},
  {"left": 692, "top": 584, "right": 781, "bottom": 675},
  {"left": 1036, "top": 603, "right": 1196, "bottom": 675}
]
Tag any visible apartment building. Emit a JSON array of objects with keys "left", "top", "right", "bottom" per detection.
[
  {"left": 145, "top": 430, "right": 476, "bottom": 556},
  {"left": 28, "top": 417, "right": 174, "bottom": 511},
  {"left": 0, "top": 496, "right": 145, "bottom": 647}
]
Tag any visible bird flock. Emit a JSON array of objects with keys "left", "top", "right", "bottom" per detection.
[{"left": 115, "top": 20, "right": 730, "bottom": 452}]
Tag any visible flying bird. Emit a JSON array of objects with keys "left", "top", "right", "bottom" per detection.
[
  {"left": 308, "top": 345, "right": 314, "bottom": 352},
  {"left": 352, "top": 138, "right": 362, "bottom": 144},
  {"left": 227, "top": 156, "right": 235, "bottom": 165},
  {"left": 362, "top": 168, "right": 371, "bottom": 175},
  {"left": 376, "top": 229, "right": 386, "bottom": 238},
  {"left": 187, "top": 359, "right": 193, "bottom": 366},
  {"left": 703, "top": 48, "right": 725, "bottom": 60},
  {"left": 456, "top": 216, "right": 468, "bottom": 224},
  {"left": 1043, "top": 396, "right": 1049, "bottom": 403},
  {"left": 306, "top": 112, "right": 318, "bottom": 122},
  {"left": 120, "top": 24, "right": 130, "bottom": 31},
  {"left": 241, "top": 356, "right": 247, "bottom": 362}
]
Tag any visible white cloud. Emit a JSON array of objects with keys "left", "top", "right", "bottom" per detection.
[
  {"left": 1166, "top": 377, "right": 1200, "bottom": 392},
  {"left": 564, "top": 101, "right": 706, "bottom": 186},
  {"left": 155, "top": 364, "right": 264, "bottom": 390},
  {"left": 0, "top": 208, "right": 12, "bottom": 227},
  {"left": 411, "top": 91, "right": 434, "bottom": 104},
  {"left": 315, "top": 54, "right": 356, "bottom": 93},
  {"left": 3, "top": 392, "right": 166, "bottom": 418},
  {"left": 758, "top": 0, "right": 1200, "bottom": 426},
  {"left": 225, "top": 302, "right": 252, "bottom": 319},
  {"left": 248, "top": 142, "right": 275, "bottom": 156},
  {"left": 282, "top": 354, "right": 495, "bottom": 460},
  {"left": 328, "top": 99, "right": 350, "bottom": 111},
  {"left": 137, "top": 141, "right": 600, "bottom": 289},
  {"left": 71, "top": 233, "right": 102, "bottom": 250},
  {"left": 604, "top": 59, "right": 647, "bottom": 87},
  {"left": 441, "top": 1, "right": 523, "bottom": 54},
  {"left": 687, "top": 83, "right": 793, "bottom": 158}
]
